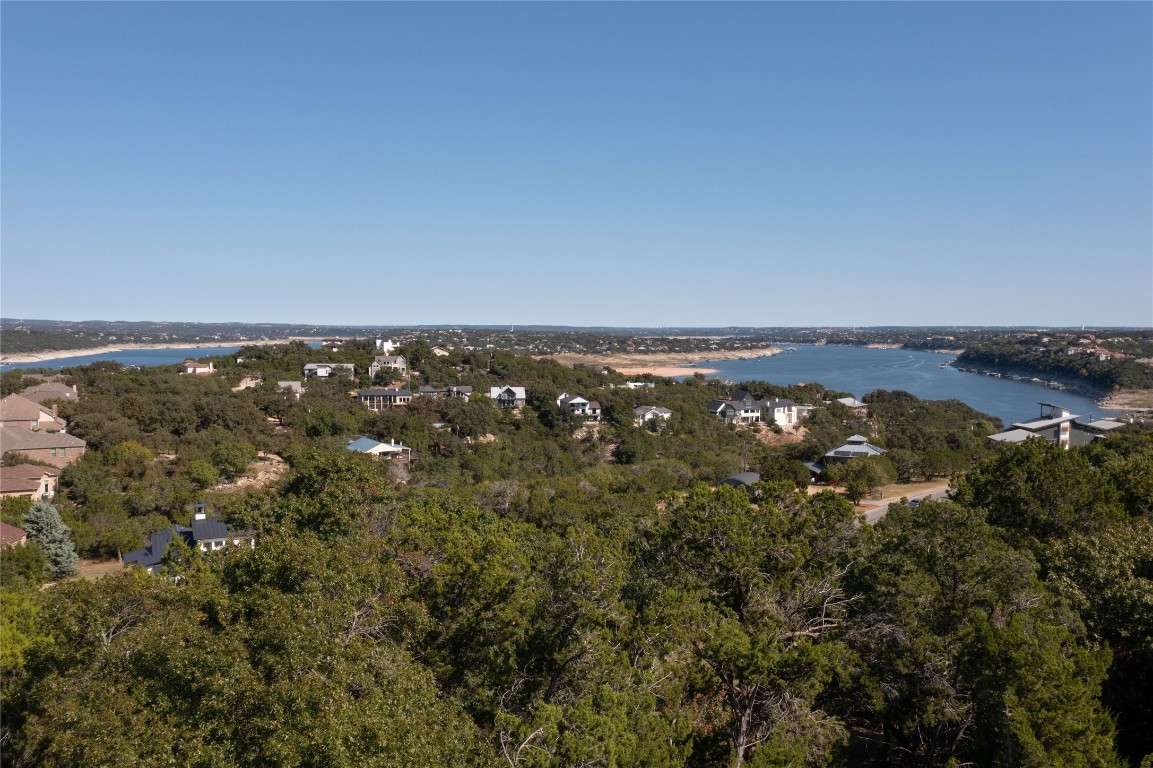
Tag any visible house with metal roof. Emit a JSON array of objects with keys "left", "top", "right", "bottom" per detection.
[
  {"left": 823, "top": 435, "right": 887, "bottom": 465},
  {"left": 346, "top": 436, "right": 412, "bottom": 461},
  {"left": 634, "top": 405, "right": 673, "bottom": 427},
  {"left": 717, "top": 471, "right": 761, "bottom": 490},
  {"left": 356, "top": 388, "right": 412, "bottom": 410},
  {"left": 988, "top": 403, "right": 1126, "bottom": 449},
  {"left": 124, "top": 506, "right": 254, "bottom": 574},
  {"left": 445, "top": 385, "right": 473, "bottom": 401},
  {"left": 490, "top": 386, "right": 527, "bottom": 409},
  {"left": 835, "top": 397, "right": 867, "bottom": 411}
]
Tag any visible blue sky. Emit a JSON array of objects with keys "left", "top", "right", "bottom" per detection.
[{"left": 3, "top": 2, "right": 1150, "bottom": 327}]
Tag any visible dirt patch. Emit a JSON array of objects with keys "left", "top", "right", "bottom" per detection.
[
  {"left": 75, "top": 558, "right": 124, "bottom": 581},
  {"left": 542, "top": 347, "right": 782, "bottom": 377},
  {"left": 753, "top": 423, "right": 807, "bottom": 446},
  {"left": 1097, "top": 388, "right": 1153, "bottom": 411},
  {"left": 210, "top": 452, "right": 288, "bottom": 493}
]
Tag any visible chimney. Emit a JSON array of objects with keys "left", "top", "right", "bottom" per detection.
[
  {"left": 193, "top": 502, "right": 207, "bottom": 521},
  {"left": 52, "top": 404, "right": 58, "bottom": 418}
]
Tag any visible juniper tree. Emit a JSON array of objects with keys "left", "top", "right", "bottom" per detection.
[{"left": 23, "top": 500, "right": 79, "bottom": 580}]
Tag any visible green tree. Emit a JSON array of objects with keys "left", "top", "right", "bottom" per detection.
[
  {"left": 22, "top": 500, "right": 79, "bottom": 580},
  {"left": 847, "top": 500, "right": 1123, "bottom": 767}
]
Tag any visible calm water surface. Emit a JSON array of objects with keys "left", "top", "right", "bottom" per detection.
[
  {"left": 1, "top": 345, "right": 251, "bottom": 372},
  {"left": 695, "top": 346, "right": 1119, "bottom": 427}
]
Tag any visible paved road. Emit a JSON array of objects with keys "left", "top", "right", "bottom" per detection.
[{"left": 858, "top": 484, "right": 951, "bottom": 525}]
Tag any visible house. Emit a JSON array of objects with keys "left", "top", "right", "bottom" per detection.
[
  {"left": 988, "top": 403, "right": 1124, "bottom": 450},
  {"left": 0, "top": 464, "right": 60, "bottom": 501},
  {"left": 345, "top": 436, "right": 412, "bottom": 461},
  {"left": 322, "top": 338, "right": 346, "bottom": 350},
  {"left": 445, "top": 385, "right": 473, "bottom": 401},
  {"left": 835, "top": 397, "right": 868, "bottom": 412},
  {"left": 717, "top": 471, "right": 761, "bottom": 490},
  {"left": 490, "top": 386, "right": 527, "bottom": 409},
  {"left": 431, "top": 346, "right": 451, "bottom": 357},
  {"left": 417, "top": 386, "right": 443, "bottom": 398},
  {"left": 19, "top": 382, "right": 79, "bottom": 405},
  {"left": 0, "top": 394, "right": 67, "bottom": 432},
  {"left": 707, "top": 391, "right": 765, "bottom": 425},
  {"left": 624, "top": 381, "right": 655, "bottom": 390},
  {"left": 181, "top": 359, "right": 215, "bottom": 375},
  {"left": 356, "top": 388, "right": 412, "bottom": 410},
  {"left": 823, "top": 435, "right": 887, "bottom": 464},
  {"left": 124, "top": 506, "right": 254, "bottom": 574},
  {"left": 761, "top": 398, "right": 799, "bottom": 427},
  {"left": 369, "top": 355, "right": 407, "bottom": 380},
  {"left": 0, "top": 521, "right": 26, "bottom": 548},
  {"left": 0, "top": 427, "right": 87, "bottom": 468},
  {"left": 557, "top": 393, "right": 602, "bottom": 421},
  {"left": 277, "top": 381, "right": 305, "bottom": 400},
  {"left": 303, "top": 363, "right": 356, "bottom": 379},
  {"left": 376, "top": 339, "right": 398, "bottom": 354},
  {"left": 231, "top": 376, "right": 263, "bottom": 392},
  {"left": 634, "top": 405, "right": 673, "bottom": 427}
]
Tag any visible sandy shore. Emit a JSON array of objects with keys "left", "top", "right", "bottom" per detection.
[
  {"left": 0, "top": 338, "right": 325, "bottom": 365},
  {"left": 1096, "top": 388, "right": 1153, "bottom": 411},
  {"left": 543, "top": 346, "right": 781, "bottom": 377}
]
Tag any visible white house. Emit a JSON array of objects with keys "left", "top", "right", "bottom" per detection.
[
  {"left": 634, "top": 405, "right": 673, "bottom": 426},
  {"left": 557, "top": 393, "right": 602, "bottom": 421},
  {"left": 369, "top": 355, "right": 407, "bottom": 380},
  {"left": 303, "top": 363, "right": 356, "bottom": 379},
  {"left": 181, "top": 359, "right": 215, "bottom": 375},
  {"left": 278, "top": 381, "right": 305, "bottom": 399},
  {"left": 761, "top": 398, "right": 799, "bottom": 427},
  {"left": 346, "top": 435, "right": 413, "bottom": 460}
]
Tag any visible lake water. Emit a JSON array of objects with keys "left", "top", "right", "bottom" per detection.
[
  {"left": 1, "top": 345, "right": 252, "bottom": 372},
  {"left": 694, "top": 345, "right": 1119, "bottom": 427}
]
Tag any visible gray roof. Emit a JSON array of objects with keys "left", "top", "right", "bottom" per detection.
[
  {"left": 1080, "top": 419, "right": 1126, "bottom": 432},
  {"left": 0, "top": 426, "right": 86, "bottom": 451},
  {"left": 1012, "top": 413, "right": 1080, "bottom": 431},
  {"left": 190, "top": 516, "right": 229, "bottom": 540},
  {"left": 357, "top": 388, "right": 412, "bottom": 397},
  {"left": 824, "top": 436, "right": 886, "bottom": 458},
  {"left": 988, "top": 429, "right": 1039, "bottom": 444},
  {"left": 718, "top": 472, "right": 761, "bottom": 488}
]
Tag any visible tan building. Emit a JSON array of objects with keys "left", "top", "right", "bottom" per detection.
[
  {"left": 0, "top": 427, "right": 87, "bottom": 468},
  {"left": 0, "top": 464, "right": 60, "bottom": 501},
  {"left": 0, "top": 393, "right": 67, "bottom": 432},
  {"left": 0, "top": 521, "right": 27, "bottom": 548},
  {"left": 19, "top": 382, "right": 79, "bottom": 405}
]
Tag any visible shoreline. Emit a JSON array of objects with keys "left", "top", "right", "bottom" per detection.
[
  {"left": 0, "top": 337, "right": 325, "bottom": 365},
  {"left": 543, "top": 346, "right": 781, "bottom": 378}
]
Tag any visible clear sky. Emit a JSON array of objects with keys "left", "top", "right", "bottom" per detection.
[{"left": 2, "top": 2, "right": 1150, "bottom": 328}]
